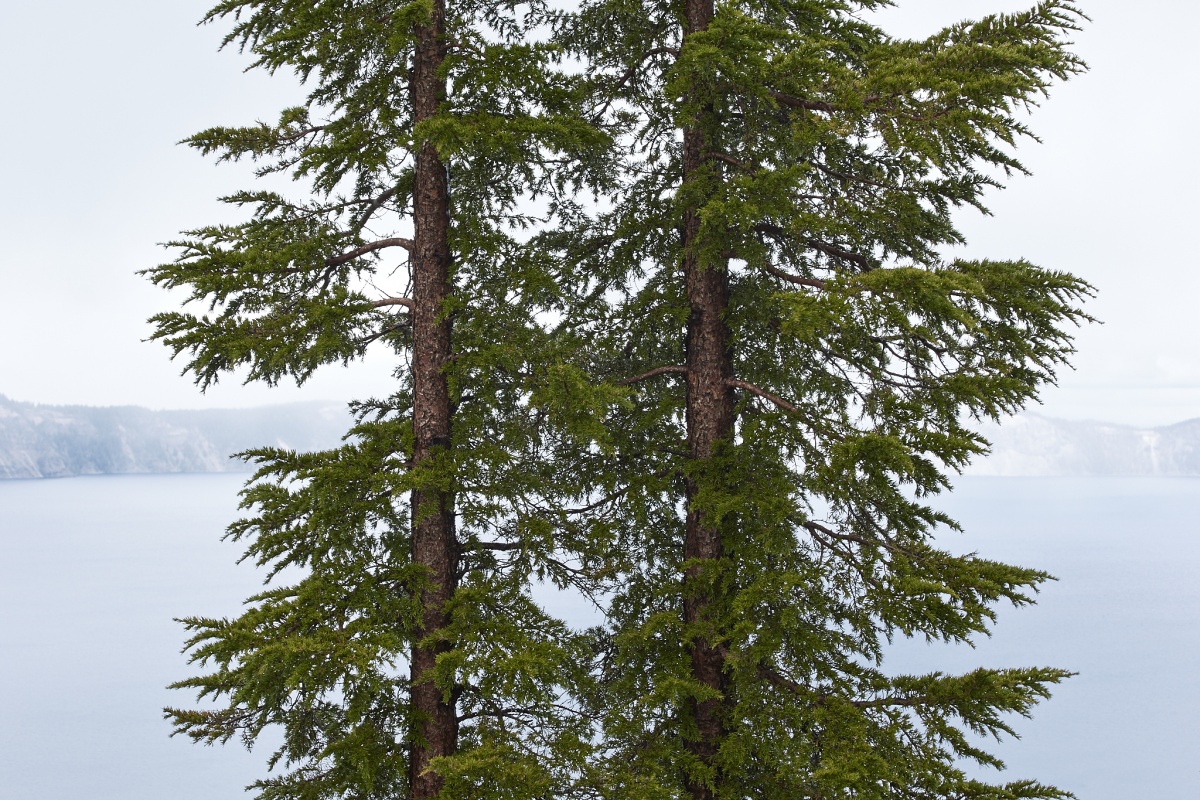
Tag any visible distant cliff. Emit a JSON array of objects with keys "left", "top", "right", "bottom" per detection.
[
  {"left": 0, "top": 395, "right": 352, "bottom": 479},
  {"left": 3, "top": 393, "right": 1200, "bottom": 479},
  {"left": 967, "top": 413, "right": 1200, "bottom": 476}
]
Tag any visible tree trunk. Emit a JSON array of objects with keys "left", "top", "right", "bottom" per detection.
[
  {"left": 681, "top": 0, "right": 734, "bottom": 797},
  {"left": 409, "top": 1, "right": 458, "bottom": 797}
]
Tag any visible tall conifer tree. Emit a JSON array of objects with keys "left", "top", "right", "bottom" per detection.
[
  {"left": 146, "top": 2, "right": 611, "bottom": 797},
  {"left": 561, "top": 1, "right": 1092, "bottom": 797}
]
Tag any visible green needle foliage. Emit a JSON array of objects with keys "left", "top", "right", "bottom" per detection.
[
  {"left": 149, "top": 0, "right": 1093, "bottom": 797},
  {"left": 555, "top": 1, "right": 1093, "bottom": 798},
  {"left": 144, "top": 1, "right": 616, "bottom": 798}
]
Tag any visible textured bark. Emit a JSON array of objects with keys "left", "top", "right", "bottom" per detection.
[
  {"left": 409, "top": 1, "right": 458, "bottom": 797},
  {"left": 680, "top": 0, "right": 734, "bottom": 796}
]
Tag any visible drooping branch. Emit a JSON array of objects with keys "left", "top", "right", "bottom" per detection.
[
  {"left": 726, "top": 378, "right": 799, "bottom": 414},
  {"left": 325, "top": 237, "right": 414, "bottom": 267},
  {"left": 618, "top": 365, "right": 689, "bottom": 385}
]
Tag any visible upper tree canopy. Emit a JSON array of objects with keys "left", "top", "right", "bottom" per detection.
[{"left": 557, "top": 1, "right": 1092, "bottom": 797}]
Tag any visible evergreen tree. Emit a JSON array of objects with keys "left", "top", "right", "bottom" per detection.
[
  {"left": 559, "top": 1, "right": 1092, "bottom": 798},
  {"left": 145, "top": 2, "right": 612, "bottom": 797}
]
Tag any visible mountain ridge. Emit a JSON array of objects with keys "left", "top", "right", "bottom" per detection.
[
  {"left": 0, "top": 394, "right": 352, "bottom": 479},
  {"left": 966, "top": 413, "right": 1200, "bottom": 476},
  {"left": 3, "top": 394, "right": 1199, "bottom": 479}
]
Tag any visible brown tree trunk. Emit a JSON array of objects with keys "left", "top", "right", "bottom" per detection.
[
  {"left": 680, "top": 0, "right": 734, "bottom": 797},
  {"left": 408, "top": 1, "right": 458, "bottom": 797}
]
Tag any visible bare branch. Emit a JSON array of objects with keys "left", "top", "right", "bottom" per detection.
[
  {"left": 326, "top": 238, "right": 414, "bottom": 267},
  {"left": 618, "top": 365, "right": 689, "bottom": 385},
  {"left": 762, "top": 262, "right": 827, "bottom": 290},
  {"left": 351, "top": 184, "right": 403, "bottom": 234},
  {"left": 372, "top": 297, "right": 414, "bottom": 311},
  {"left": 726, "top": 378, "right": 799, "bottom": 414},
  {"left": 803, "top": 520, "right": 876, "bottom": 549}
]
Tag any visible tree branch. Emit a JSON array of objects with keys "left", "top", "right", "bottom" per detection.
[
  {"left": 466, "top": 541, "right": 523, "bottom": 552},
  {"left": 767, "top": 89, "right": 836, "bottom": 113},
  {"left": 726, "top": 378, "right": 799, "bottom": 414},
  {"left": 756, "top": 662, "right": 929, "bottom": 711},
  {"left": 372, "top": 297, "right": 414, "bottom": 310},
  {"left": 326, "top": 237, "right": 414, "bottom": 267},
  {"left": 762, "top": 262, "right": 827, "bottom": 290},
  {"left": 755, "top": 223, "right": 873, "bottom": 272},
  {"left": 766, "top": 89, "right": 883, "bottom": 114},
  {"left": 618, "top": 365, "right": 689, "bottom": 385},
  {"left": 703, "top": 150, "right": 752, "bottom": 172},
  {"left": 351, "top": 184, "right": 403, "bottom": 234},
  {"left": 803, "top": 520, "right": 876, "bottom": 550},
  {"left": 849, "top": 695, "right": 933, "bottom": 710},
  {"left": 806, "top": 237, "right": 873, "bottom": 272},
  {"left": 605, "top": 46, "right": 679, "bottom": 96}
]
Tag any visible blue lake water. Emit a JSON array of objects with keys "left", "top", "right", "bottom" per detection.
[{"left": 0, "top": 474, "right": 1196, "bottom": 798}]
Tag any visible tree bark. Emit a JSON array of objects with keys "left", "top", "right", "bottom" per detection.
[
  {"left": 409, "top": 1, "right": 458, "bottom": 797},
  {"left": 680, "top": 0, "right": 734, "bottom": 797}
]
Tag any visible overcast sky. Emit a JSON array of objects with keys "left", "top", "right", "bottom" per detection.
[{"left": 1, "top": 1, "right": 1195, "bottom": 426}]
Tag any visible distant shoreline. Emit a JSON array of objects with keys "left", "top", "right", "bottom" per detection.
[{"left": 4, "top": 393, "right": 1200, "bottom": 479}]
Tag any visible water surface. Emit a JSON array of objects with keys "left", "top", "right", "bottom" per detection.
[{"left": 0, "top": 475, "right": 1196, "bottom": 798}]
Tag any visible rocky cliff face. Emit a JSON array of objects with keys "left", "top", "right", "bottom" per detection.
[{"left": 0, "top": 395, "right": 351, "bottom": 479}]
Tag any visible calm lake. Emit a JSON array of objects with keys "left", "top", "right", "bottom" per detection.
[{"left": 0, "top": 474, "right": 1196, "bottom": 798}]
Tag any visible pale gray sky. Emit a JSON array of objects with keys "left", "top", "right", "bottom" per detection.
[{"left": 1, "top": 1, "right": 1195, "bottom": 425}]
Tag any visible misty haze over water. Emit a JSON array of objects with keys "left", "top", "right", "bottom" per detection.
[{"left": 0, "top": 474, "right": 1196, "bottom": 798}]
